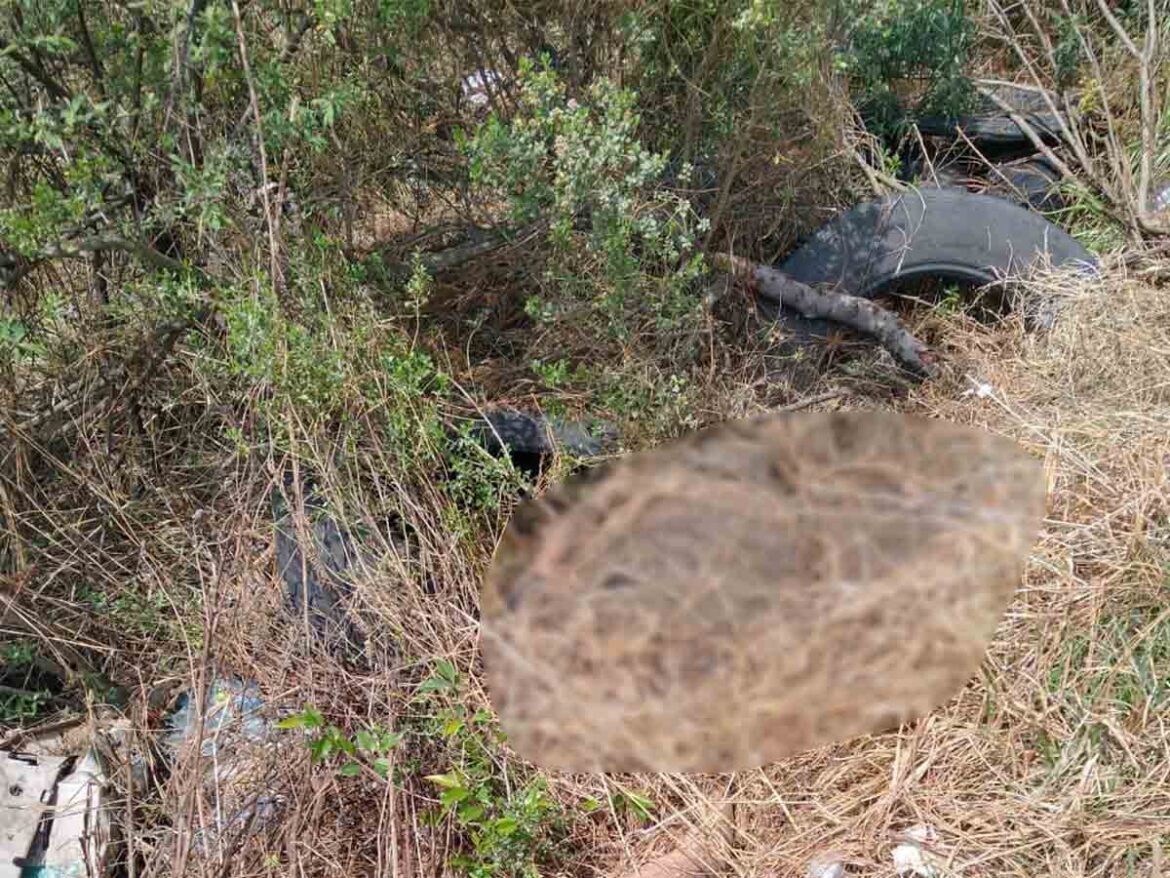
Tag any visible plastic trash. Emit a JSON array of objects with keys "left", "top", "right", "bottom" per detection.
[
  {"left": 161, "top": 677, "right": 280, "bottom": 852},
  {"left": 163, "top": 676, "right": 269, "bottom": 758},
  {"left": 1, "top": 747, "right": 110, "bottom": 878}
]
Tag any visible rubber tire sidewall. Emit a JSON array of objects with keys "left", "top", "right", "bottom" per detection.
[{"left": 769, "top": 188, "right": 1096, "bottom": 337}]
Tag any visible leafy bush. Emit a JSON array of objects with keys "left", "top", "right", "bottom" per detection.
[
  {"left": 463, "top": 59, "right": 708, "bottom": 342},
  {"left": 842, "top": 0, "right": 978, "bottom": 135}
]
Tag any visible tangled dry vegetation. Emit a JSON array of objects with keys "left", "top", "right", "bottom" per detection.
[
  {"left": 1, "top": 1, "right": 1168, "bottom": 877},
  {"left": 107, "top": 251, "right": 1167, "bottom": 878}
]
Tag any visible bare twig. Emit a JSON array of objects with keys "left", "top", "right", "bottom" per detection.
[
  {"left": 164, "top": 0, "right": 208, "bottom": 129},
  {"left": 369, "top": 221, "right": 547, "bottom": 279},
  {"left": 987, "top": 0, "right": 1166, "bottom": 238},
  {"left": 230, "top": 0, "right": 283, "bottom": 295},
  {"left": 703, "top": 59, "right": 774, "bottom": 250},
  {"left": 773, "top": 389, "right": 845, "bottom": 413},
  {"left": 974, "top": 86, "right": 1078, "bottom": 183},
  {"left": 75, "top": 0, "right": 106, "bottom": 99}
]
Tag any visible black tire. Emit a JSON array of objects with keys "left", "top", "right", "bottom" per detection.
[
  {"left": 916, "top": 83, "right": 1066, "bottom": 147},
  {"left": 272, "top": 477, "right": 366, "bottom": 658},
  {"left": 771, "top": 188, "right": 1097, "bottom": 336},
  {"left": 477, "top": 410, "right": 614, "bottom": 459},
  {"left": 917, "top": 110, "right": 1064, "bottom": 146},
  {"left": 989, "top": 157, "right": 1065, "bottom": 213}
]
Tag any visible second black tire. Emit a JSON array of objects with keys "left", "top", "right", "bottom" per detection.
[{"left": 770, "top": 188, "right": 1097, "bottom": 335}]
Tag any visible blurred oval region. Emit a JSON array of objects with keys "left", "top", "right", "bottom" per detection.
[{"left": 480, "top": 411, "right": 1046, "bottom": 774}]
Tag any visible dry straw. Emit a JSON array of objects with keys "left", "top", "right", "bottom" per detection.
[{"left": 481, "top": 410, "right": 1046, "bottom": 774}]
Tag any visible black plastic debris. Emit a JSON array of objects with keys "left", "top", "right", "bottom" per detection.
[{"left": 272, "top": 473, "right": 366, "bottom": 657}]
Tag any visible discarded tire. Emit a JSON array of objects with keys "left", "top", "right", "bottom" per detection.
[
  {"left": 476, "top": 410, "right": 614, "bottom": 460},
  {"left": 271, "top": 413, "right": 610, "bottom": 656},
  {"left": 770, "top": 188, "right": 1097, "bottom": 336},
  {"left": 272, "top": 475, "right": 366, "bottom": 656},
  {"left": 990, "top": 157, "right": 1065, "bottom": 213},
  {"left": 915, "top": 83, "right": 1066, "bottom": 147}
]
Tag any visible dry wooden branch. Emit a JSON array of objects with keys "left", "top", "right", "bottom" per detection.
[
  {"left": 376, "top": 221, "right": 547, "bottom": 278},
  {"left": 712, "top": 253, "right": 936, "bottom": 378},
  {"left": 1136, "top": 0, "right": 1159, "bottom": 219},
  {"left": 37, "top": 234, "right": 192, "bottom": 276},
  {"left": 231, "top": 0, "right": 283, "bottom": 294}
]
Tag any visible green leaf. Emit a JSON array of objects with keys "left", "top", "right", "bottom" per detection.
[
  {"left": 0, "top": 320, "right": 25, "bottom": 343},
  {"left": 417, "top": 659, "right": 458, "bottom": 694},
  {"left": 425, "top": 772, "right": 463, "bottom": 790},
  {"left": 442, "top": 716, "right": 464, "bottom": 738},
  {"left": 354, "top": 729, "right": 377, "bottom": 751},
  {"left": 456, "top": 803, "right": 484, "bottom": 823},
  {"left": 338, "top": 762, "right": 361, "bottom": 777},
  {"left": 492, "top": 816, "right": 518, "bottom": 836},
  {"left": 440, "top": 787, "right": 470, "bottom": 809},
  {"left": 617, "top": 790, "right": 655, "bottom": 820},
  {"left": 333, "top": 729, "right": 357, "bottom": 756},
  {"left": 373, "top": 758, "right": 391, "bottom": 778},
  {"left": 379, "top": 731, "right": 403, "bottom": 751},
  {"left": 275, "top": 705, "right": 323, "bottom": 730}
]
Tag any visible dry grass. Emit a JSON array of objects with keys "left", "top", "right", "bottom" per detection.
[
  {"left": 4, "top": 245, "right": 1165, "bottom": 878},
  {"left": 156, "top": 264, "right": 1169, "bottom": 878},
  {"left": 591, "top": 264, "right": 1170, "bottom": 878},
  {"left": 5, "top": 259, "right": 1168, "bottom": 878}
]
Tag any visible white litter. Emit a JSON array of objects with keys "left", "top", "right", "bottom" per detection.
[
  {"left": 461, "top": 70, "right": 503, "bottom": 109},
  {"left": 41, "top": 750, "right": 111, "bottom": 877},
  {"left": 892, "top": 843, "right": 937, "bottom": 877},
  {"left": 1, "top": 747, "right": 111, "bottom": 878},
  {"left": 806, "top": 856, "right": 846, "bottom": 878},
  {"left": 962, "top": 375, "right": 995, "bottom": 399},
  {"left": 892, "top": 823, "right": 943, "bottom": 877}
]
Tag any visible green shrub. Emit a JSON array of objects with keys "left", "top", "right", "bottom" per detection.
[
  {"left": 842, "top": 0, "right": 978, "bottom": 136},
  {"left": 463, "top": 59, "right": 708, "bottom": 337}
]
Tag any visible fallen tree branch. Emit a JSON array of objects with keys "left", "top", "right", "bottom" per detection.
[
  {"left": 38, "top": 234, "right": 192, "bottom": 275},
  {"left": 3, "top": 233, "right": 206, "bottom": 291},
  {"left": 713, "top": 253, "right": 936, "bottom": 378},
  {"left": 372, "top": 220, "right": 548, "bottom": 279}
]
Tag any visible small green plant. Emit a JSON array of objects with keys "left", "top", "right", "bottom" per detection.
[
  {"left": 462, "top": 60, "right": 708, "bottom": 341},
  {"left": 413, "top": 659, "right": 569, "bottom": 878},
  {"left": 0, "top": 688, "right": 51, "bottom": 725},
  {"left": 935, "top": 282, "right": 966, "bottom": 314},
  {"left": 277, "top": 705, "right": 403, "bottom": 779},
  {"left": 0, "top": 641, "right": 55, "bottom": 725},
  {"left": 1057, "top": 178, "right": 1129, "bottom": 253},
  {"left": 842, "top": 0, "right": 978, "bottom": 136},
  {"left": 78, "top": 586, "right": 174, "bottom": 638},
  {"left": 443, "top": 424, "right": 529, "bottom": 515}
]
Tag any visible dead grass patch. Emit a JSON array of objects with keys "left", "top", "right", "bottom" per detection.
[
  {"left": 600, "top": 264, "right": 1170, "bottom": 878},
  {"left": 4, "top": 256, "right": 1167, "bottom": 878}
]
